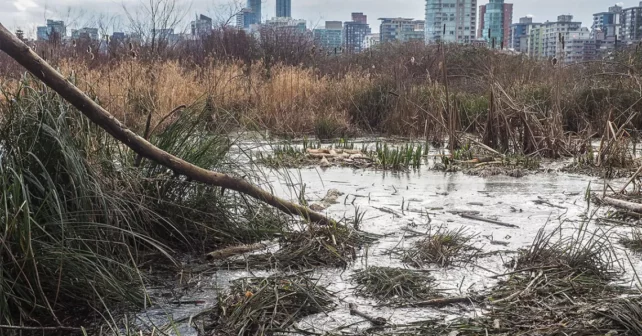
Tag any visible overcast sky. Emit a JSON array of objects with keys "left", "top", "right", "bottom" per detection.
[{"left": 1, "top": 0, "right": 629, "bottom": 35}]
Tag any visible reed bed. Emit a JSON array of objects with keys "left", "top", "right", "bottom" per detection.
[
  {"left": 3, "top": 40, "right": 642, "bottom": 160},
  {"left": 0, "top": 76, "right": 289, "bottom": 328}
]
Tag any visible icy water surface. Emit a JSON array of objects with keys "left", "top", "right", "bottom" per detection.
[{"left": 135, "top": 140, "right": 642, "bottom": 335}]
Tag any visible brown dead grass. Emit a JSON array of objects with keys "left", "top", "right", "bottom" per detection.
[{"left": 2, "top": 43, "right": 641, "bottom": 158}]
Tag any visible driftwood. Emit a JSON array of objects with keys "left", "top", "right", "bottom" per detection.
[
  {"left": 601, "top": 197, "right": 642, "bottom": 214},
  {"left": 0, "top": 23, "right": 332, "bottom": 225}
]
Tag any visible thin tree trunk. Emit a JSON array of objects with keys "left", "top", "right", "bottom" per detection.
[
  {"left": 0, "top": 23, "right": 332, "bottom": 225},
  {"left": 601, "top": 197, "right": 642, "bottom": 214}
]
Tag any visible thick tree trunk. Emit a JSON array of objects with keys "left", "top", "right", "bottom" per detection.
[{"left": 0, "top": 23, "right": 332, "bottom": 225}]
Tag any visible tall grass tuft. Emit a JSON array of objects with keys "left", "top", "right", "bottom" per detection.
[
  {"left": 0, "top": 79, "right": 165, "bottom": 325},
  {"left": 373, "top": 142, "right": 423, "bottom": 170},
  {"left": 0, "top": 76, "right": 289, "bottom": 326}
]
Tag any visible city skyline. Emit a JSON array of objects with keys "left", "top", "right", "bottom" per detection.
[{"left": 1, "top": 0, "right": 626, "bottom": 35}]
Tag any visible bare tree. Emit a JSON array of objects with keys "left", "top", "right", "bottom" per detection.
[
  {"left": 123, "top": 0, "right": 190, "bottom": 55},
  {"left": 209, "top": 0, "right": 244, "bottom": 28}
]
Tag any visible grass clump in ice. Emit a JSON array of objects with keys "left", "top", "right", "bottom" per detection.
[
  {"left": 514, "top": 226, "right": 618, "bottom": 279},
  {"left": 479, "top": 225, "right": 628, "bottom": 335},
  {"left": 352, "top": 267, "right": 440, "bottom": 303},
  {"left": 213, "top": 273, "right": 335, "bottom": 335},
  {"left": 619, "top": 229, "right": 642, "bottom": 253},
  {"left": 402, "top": 226, "right": 479, "bottom": 267},
  {"left": 227, "top": 224, "right": 378, "bottom": 270}
]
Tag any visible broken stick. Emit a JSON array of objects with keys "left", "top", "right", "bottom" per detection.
[
  {"left": 619, "top": 164, "right": 642, "bottom": 194},
  {"left": 392, "top": 296, "right": 477, "bottom": 308},
  {"left": 348, "top": 303, "right": 386, "bottom": 326},
  {"left": 0, "top": 23, "right": 333, "bottom": 225},
  {"left": 458, "top": 213, "right": 519, "bottom": 228}
]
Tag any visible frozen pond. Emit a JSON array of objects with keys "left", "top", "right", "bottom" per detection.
[{"left": 134, "top": 140, "right": 642, "bottom": 335}]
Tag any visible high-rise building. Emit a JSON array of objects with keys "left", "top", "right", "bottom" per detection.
[
  {"left": 48, "top": 20, "right": 66, "bottom": 39},
  {"left": 364, "top": 33, "right": 380, "bottom": 49},
  {"left": 479, "top": 0, "right": 513, "bottom": 48},
  {"left": 564, "top": 35, "right": 596, "bottom": 63},
  {"left": 246, "top": 0, "right": 262, "bottom": 25},
  {"left": 344, "top": 13, "right": 371, "bottom": 53},
  {"left": 621, "top": 2, "right": 642, "bottom": 41},
  {"left": 111, "top": 32, "right": 126, "bottom": 41},
  {"left": 191, "top": 14, "right": 212, "bottom": 37},
  {"left": 264, "top": 17, "right": 306, "bottom": 31},
  {"left": 276, "top": 0, "right": 291, "bottom": 18},
  {"left": 503, "top": 3, "right": 514, "bottom": 44},
  {"left": 313, "top": 21, "right": 343, "bottom": 52},
  {"left": 478, "top": 5, "right": 486, "bottom": 38},
  {"left": 262, "top": 17, "right": 309, "bottom": 42},
  {"left": 425, "top": 0, "right": 477, "bottom": 44},
  {"left": 236, "top": 8, "right": 254, "bottom": 29},
  {"left": 325, "top": 21, "right": 343, "bottom": 30},
  {"left": 352, "top": 12, "right": 368, "bottom": 24},
  {"left": 37, "top": 26, "right": 49, "bottom": 41},
  {"left": 36, "top": 19, "right": 66, "bottom": 41},
  {"left": 592, "top": 5, "right": 621, "bottom": 39},
  {"left": 379, "top": 18, "right": 425, "bottom": 43},
  {"left": 71, "top": 27, "right": 99, "bottom": 41},
  {"left": 526, "top": 15, "right": 589, "bottom": 60},
  {"left": 527, "top": 24, "right": 543, "bottom": 58},
  {"left": 510, "top": 17, "right": 539, "bottom": 52}
]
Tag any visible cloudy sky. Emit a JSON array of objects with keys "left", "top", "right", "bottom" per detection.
[{"left": 1, "top": 0, "right": 628, "bottom": 36}]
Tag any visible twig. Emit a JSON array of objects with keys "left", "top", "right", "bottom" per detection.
[
  {"left": 619, "top": 164, "right": 642, "bottom": 194},
  {"left": 533, "top": 199, "right": 566, "bottom": 209},
  {"left": 0, "top": 325, "right": 82, "bottom": 331},
  {"left": 458, "top": 213, "right": 518, "bottom": 228},
  {"left": 392, "top": 296, "right": 477, "bottom": 308},
  {"left": 492, "top": 271, "right": 543, "bottom": 304},
  {"left": 489, "top": 265, "right": 560, "bottom": 279},
  {"left": 465, "top": 136, "right": 506, "bottom": 158},
  {"left": 348, "top": 303, "right": 386, "bottom": 326}
]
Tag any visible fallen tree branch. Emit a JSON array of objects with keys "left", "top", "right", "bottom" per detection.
[
  {"left": 600, "top": 197, "right": 642, "bottom": 214},
  {"left": 0, "top": 24, "right": 332, "bottom": 225}
]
